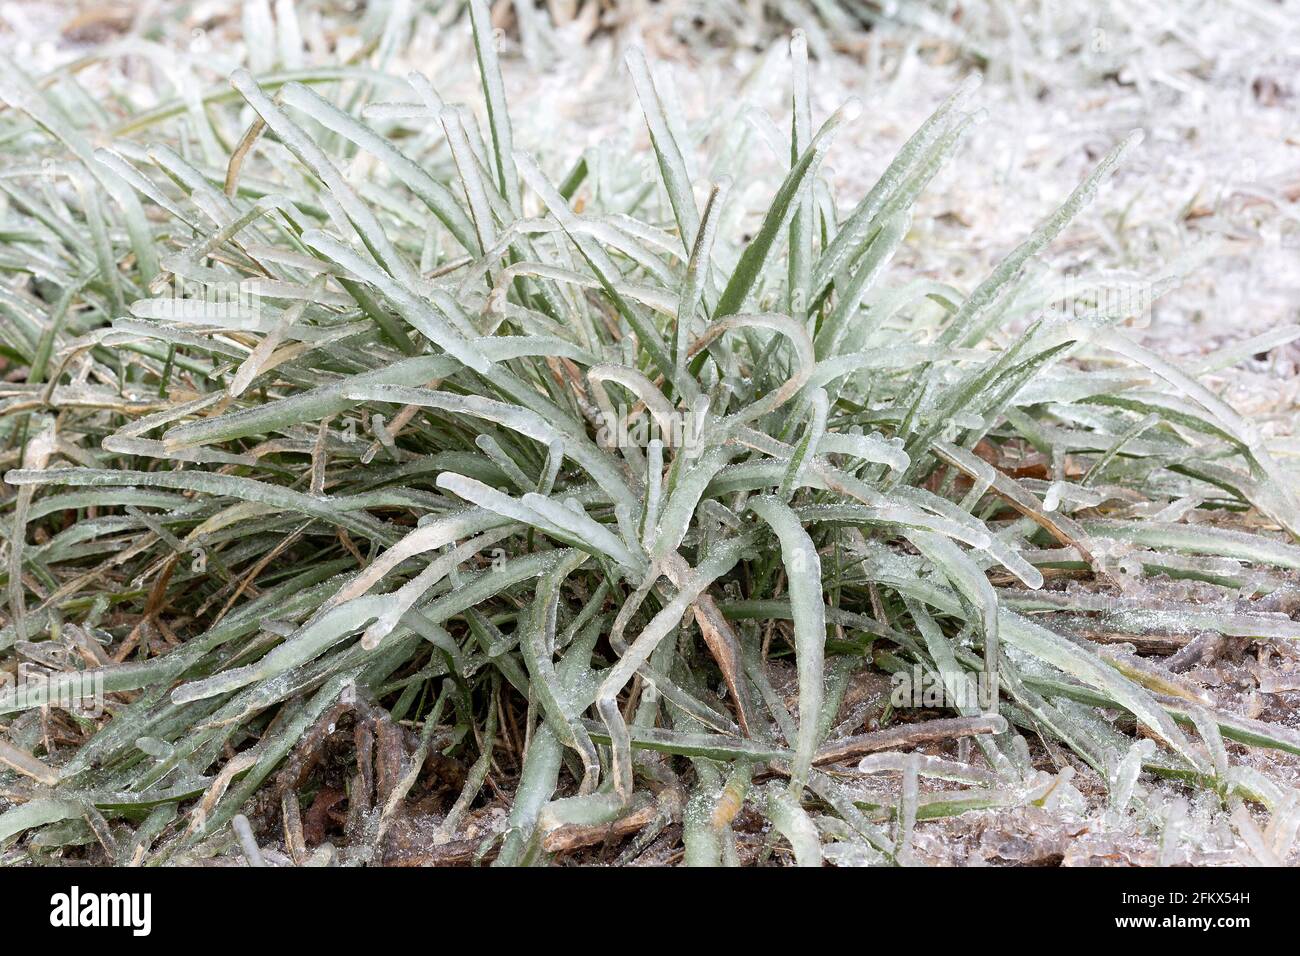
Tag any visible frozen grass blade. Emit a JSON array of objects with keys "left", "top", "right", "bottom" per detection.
[{"left": 749, "top": 496, "right": 824, "bottom": 794}]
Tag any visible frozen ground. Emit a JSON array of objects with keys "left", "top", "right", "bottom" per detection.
[{"left": 1, "top": 0, "right": 1298, "bottom": 865}]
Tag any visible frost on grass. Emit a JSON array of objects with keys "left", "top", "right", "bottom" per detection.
[{"left": 0, "top": 1, "right": 1298, "bottom": 867}]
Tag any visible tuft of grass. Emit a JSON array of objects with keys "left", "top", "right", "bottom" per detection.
[{"left": 0, "top": 2, "right": 1298, "bottom": 866}]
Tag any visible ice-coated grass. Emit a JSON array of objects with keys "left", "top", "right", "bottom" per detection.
[{"left": 0, "top": 0, "right": 1298, "bottom": 867}]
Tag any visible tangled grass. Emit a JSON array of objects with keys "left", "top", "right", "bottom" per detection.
[{"left": 1, "top": 1, "right": 1299, "bottom": 866}]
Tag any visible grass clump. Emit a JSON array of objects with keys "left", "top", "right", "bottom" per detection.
[{"left": 1, "top": 2, "right": 1299, "bottom": 867}]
